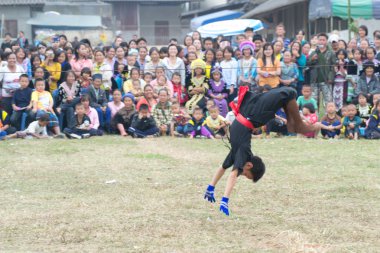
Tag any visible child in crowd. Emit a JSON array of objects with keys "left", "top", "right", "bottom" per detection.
[
  {"left": 11, "top": 74, "right": 34, "bottom": 130},
  {"left": 123, "top": 68, "right": 146, "bottom": 94},
  {"left": 208, "top": 67, "right": 229, "bottom": 117},
  {"left": 63, "top": 103, "right": 95, "bottom": 139},
  {"left": 320, "top": 102, "right": 342, "bottom": 139},
  {"left": 346, "top": 49, "right": 363, "bottom": 103},
  {"left": 204, "top": 99, "right": 216, "bottom": 117},
  {"left": 356, "top": 93, "right": 372, "bottom": 127},
  {"left": 205, "top": 105, "right": 227, "bottom": 139},
  {"left": 154, "top": 75, "right": 172, "bottom": 98},
  {"left": 280, "top": 51, "right": 298, "bottom": 89},
  {"left": 88, "top": 74, "right": 109, "bottom": 129},
  {"left": 185, "top": 107, "right": 213, "bottom": 139},
  {"left": 296, "top": 84, "right": 318, "bottom": 111},
  {"left": 221, "top": 47, "right": 238, "bottom": 103},
  {"left": 343, "top": 104, "right": 361, "bottom": 140},
  {"left": 112, "top": 93, "right": 136, "bottom": 136},
  {"left": 170, "top": 101, "right": 189, "bottom": 137},
  {"left": 365, "top": 100, "right": 380, "bottom": 139},
  {"left": 152, "top": 89, "right": 172, "bottom": 136},
  {"left": 80, "top": 94, "right": 103, "bottom": 136},
  {"left": 171, "top": 72, "right": 188, "bottom": 106},
  {"left": 355, "top": 62, "right": 380, "bottom": 101},
  {"left": 4, "top": 113, "right": 50, "bottom": 140},
  {"left": 31, "top": 78, "right": 62, "bottom": 137},
  {"left": 237, "top": 41, "right": 257, "bottom": 88},
  {"left": 265, "top": 108, "right": 288, "bottom": 137},
  {"left": 128, "top": 79, "right": 143, "bottom": 102},
  {"left": 300, "top": 103, "right": 318, "bottom": 138},
  {"left": 186, "top": 59, "right": 209, "bottom": 113},
  {"left": 111, "top": 63, "right": 127, "bottom": 92},
  {"left": 29, "top": 67, "right": 49, "bottom": 91},
  {"left": 333, "top": 49, "right": 348, "bottom": 111},
  {"left": 128, "top": 103, "right": 159, "bottom": 138},
  {"left": 0, "top": 107, "right": 16, "bottom": 140},
  {"left": 78, "top": 67, "right": 92, "bottom": 89},
  {"left": 143, "top": 72, "right": 153, "bottom": 85}
]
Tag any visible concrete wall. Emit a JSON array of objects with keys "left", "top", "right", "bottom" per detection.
[
  {"left": 0, "top": 6, "right": 33, "bottom": 39},
  {"left": 139, "top": 3, "right": 184, "bottom": 45}
]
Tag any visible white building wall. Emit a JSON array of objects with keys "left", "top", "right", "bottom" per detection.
[{"left": 0, "top": 6, "right": 33, "bottom": 39}]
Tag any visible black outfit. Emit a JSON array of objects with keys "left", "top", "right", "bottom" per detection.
[
  {"left": 1, "top": 41, "right": 12, "bottom": 50},
  {"left": 222, "top": 87, "right": 297, "bottom": 174},
  {"left": 57, "top": 62, "right": 72, "bottom": 86}
]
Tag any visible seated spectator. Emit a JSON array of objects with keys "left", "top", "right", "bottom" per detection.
[
  {"left": 78, "top": 67, "right": 92, "bottom": 90},
  {"left": 300, "top": 103, "right": 318, "bottom": 138},
  {"left": 29, "top": 66, "right": 49, "bottom": 91},
  {"left": 185, "top": 107, "right": 213, "bottom": 139},
  {"left": 186, "top": 59, "right": 209, "bottom": 113},
  {"left": 111, "top": 63, "right": 127, "bottom": 92},
  {"left": 342, "top": 104, "right": 361, "bottom": 140},
  {"left": 10, "top": 74, "right": 34, "bottom": 130},
  {"left": 31, "top": 78, "right": 61, "bottom": 137},
  {"left": 5, "top": 113, "right": 50, "bottom": 140},
  {"left": 208, "top": 67, "right": 228, "bottom": 117},
  {"left": 154, "top": 75, "right": 172, "bottom": 98},
  {"left": 112, "top": 93, "right": 136, "bottom": 136},
  {"left": 170, "top": 101, "right": 189, "bottom": 137},
  {"left": 171, "top": 72, "right": 188, "bottom": 106},
  {"left": 296, "top": 84, "right": 318, "bottom": 111},
  {"left": 143, "top": 72, "right": 153, "bottom": 85},
  {"left": 280, "top": 51, "right": 298, "bottom": 89},
  {"left": 128, "top": 103, "right": 159, "bottom": 138},
  {"left": 88, "top": 74, "right": 109, "bottom": 129},
  {"left": 205, "top": 105, "right": 227, "bottom": 139},
  {"left": 63, "top": 103, "right": 97, "bottom": 139},
  {"left": 265, "top": 108, "right": 288, "bottom": 137},
  {"left": 0, "top": 106, "right": 17, "bottom": 140},
  {"left": 106, "top": 89, "right": 124, "bottom": 130},
  {"left": 365, "top": 99, "right": 380, "bottom": 139},
  {"left": 123, "top": 68, "right": 146, "bottom": 94},
  {"left": 320, "top": 102, "right": 342, "bottom": 139},
  {"left": 80, "top": 94, "right": 103, "bottom": 136},
  {"left": 56, "top": 70, "right": 81, "bottom": 128},
  {"left": 152, "top": 89, "right": 172, "bottom": 136},
  {"left": 355, "top": 62, "right": 380, "bottom": 101},
  {"left": 136, "top": 84, "right": 157, "bottom": 111},
  {"left": 356, "top": 93, "right": 372, "bottom": 127}
]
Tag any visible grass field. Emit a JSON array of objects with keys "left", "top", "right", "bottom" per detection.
[{"left": 0, "top": 137, "right": 379, "bottom": 252}]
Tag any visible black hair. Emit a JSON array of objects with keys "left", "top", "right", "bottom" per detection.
[
  {"left": 74, "top": 43, "right": 86, "bottom": 61},
  {"left": 75, "top": 102, "right": 84, "bottom": 109},
  {"left": 65, "top": 70, "right": 76, "bottom": 82},
  {"left": 263, "top": 84, "right": 272, "bottom": 92},
  {"left": 19, "top": 74, "right": 29, "bottom": 80},
  {"left": 183, "top": 35, "right": 193, "bottom": 46},
  {"left": 363, "top": 61, "right": 375, "bottom": 72},
  {"left": 120, "top": 42, "right": 128, "bottom": 48},
  {"left": 38, "top": 113, "right": 50, "bottom": 122},
  {"left": 252, "top": 34, "right": 263, "bottom": 42},
  {"left": 35, "top": 78, "right": 45, "bottom": 84},
  {"left": 139, "top": 103, "right": 149, "bottom": 111},
  {"left": 262, "top": 43, "right": 275, "bottom": 66},
  {"left": 81, "top": 94, "right": 91, "bottom": 102},
  {"left": 80, "top": 38, "right": 91, "bottom": 48},
  {"left": 365, "top": 47, "right": 377, "bottom": 57},
  {"left": 172, "top": 72, "right": 181, "bottom": 78},
  {"left": 11, "top": 41, "right": 20, "bottom": 47},
  {"left": 15, "top": 48, "right": 26, "bottom": 60},
  {"left": 81, "top": 67, "right": 92, "bottom": 76},
  {"left": 169, "top": 38, "right": 178, "bottom": 43},
  {"left": 193, "top": 107, "right": 203, "bottom": 114},
  {"left": 159, "top": 46, "right": 168, "bottom": 54},
  {"left": 338, "top": 39, "right": 347, "bottom": 49},
  {"left": 318, "top": 33, "right": 328, "bottom": 40},
  {"left": 149, "top": 47, "right": 159, "bottom": 56},
  {"left": 129, "top": 39, "right": 137, "bottom": 46},
  {"left": 59, "top": 34, "right": 67, "bottom": 41},
  {"left": 223, "top": 46, "right": 234, "bottom": 56},
  {"left": 138, "top": 46, "right": 148, "bottom": 52},
  {"left": 167, "top": 44, "right": 178, "bottom": 56},
  {"left": 336, "top": 49, "right": 347, "bottom": 59},
  {"left": 5, "top": 32, "right": 11, "bottom": 37},
  {"left": 302, "top": 103, "right": 316, "bottom": 114},
  {"left": 290, "top": 41, "right": 302, "bottom": 57},
  {"left": 136, "top": 37, "right": 147, "bottom": 44},
  {"left": 204, "top": 48, "right": 215, "bottom": 63},
  {"left": 203, "top": 37, "right": 213, "bottom": 43},
  {"left": 250, "top": 155, "right": 266, "bottom": 183},
  {"left": 359, "top": 25, "right": 369, "bottom": 36}
]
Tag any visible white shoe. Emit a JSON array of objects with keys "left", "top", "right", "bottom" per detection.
[
  {"left": 69, "top": 133, "right": 82, "bottom": 139},
  {"left": 82, "top": 133, "right": 90, "bottom": 139}
]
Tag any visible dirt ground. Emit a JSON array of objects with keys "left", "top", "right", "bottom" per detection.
[{"left": 1, "top": 137, "right": 379, "bottom": 252}]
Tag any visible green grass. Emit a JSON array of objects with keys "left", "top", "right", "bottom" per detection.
[{"left": 0, "top": 137, "right": 379, "bottom": 252}]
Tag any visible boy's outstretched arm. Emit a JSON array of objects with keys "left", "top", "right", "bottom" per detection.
[
  {"left": 284, "top": 99, "right": 321, "bottom": 134},
  {"left": 220, "top": 169, "right": 239, "bottom": 216},
  {"left": 204, "top": 167, "right": 226, "bottom": 203}
]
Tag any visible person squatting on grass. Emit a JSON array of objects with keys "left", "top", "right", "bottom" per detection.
[{"left": 204, "top": 86, "right": 321, "bottom": 216}]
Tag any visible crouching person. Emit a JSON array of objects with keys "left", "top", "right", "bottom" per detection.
[
  {"left": 128, "top": 103, "right": 159, "bottom": 138},
  {"left": 63, "top": 103, "right": 99, "bottom": 139}
]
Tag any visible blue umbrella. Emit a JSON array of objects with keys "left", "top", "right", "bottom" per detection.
[{"left": 197, "top": 19, "right": 264, "bottom": 38}]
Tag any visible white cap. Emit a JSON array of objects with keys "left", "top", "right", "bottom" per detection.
[{"left": 329, "top": 34, "right": 339, "bottom": 43}]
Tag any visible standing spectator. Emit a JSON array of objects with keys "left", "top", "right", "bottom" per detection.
[
  {"left": 307, "top": 33, "right": 336, "bottom": 109},
  {"left": 16, "top": 31, "right": 29, "bottom": 49},
  {"left": 162, "top": 44, "right": 185, "bottom": 86},
  {"left": 280, "top": 51, "right": 298, "bottom": 89},
  {"left": 137, "top": 47, "right": 149, "bottom": 72},
  {"left": 357, "top": 25, "right": 373, "bottom": 47},
  {"left": 257, "top": 43, "right": 281, "bottom": 88},
  {"left": 1, "top": 33, "right": 12, "bottom": 51},
  {"left": 37, "top": 42, "right": 47, "bottom": 61},
  {"left": 93, "top": 50, "right": 113, "bottom": 96},
  {"left": 144, "top": 47, "right": 162, "bottom": 75},
  {"left": 333, "top": 49, "right": 348, "bottom": 111},
  {"left": 57, "top": 50, "right": 72, "bottom": 86},
  {"left": 41, "top": 47, "right": 61, "bottom": 92},
  {"left": 0, "top": 53, "right": 25, "bottom": 114},
  {"left": 221, "top": 46, "right": 238, "bottom": 102},
  {"left": 237, "top": 41, "right": 257, "bottom": 88},
  {"left": 272, "top": 24, "right": 290, "bottom": 50},
  {"left": 291, "top": 42, "right": 307, "bottom": 96},
  {"left": 70, "top": 43, "right": 93, "bottom": 78},
  {"left": 204, "top": 49, "right": 215, "bottom": 79},
  {"left": 253, "top": 34, "right": 264, "bottom": 59}
]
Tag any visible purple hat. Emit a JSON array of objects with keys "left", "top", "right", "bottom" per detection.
[
  {"left": 211, "top": 66, "right": 223, "bottom": 77},
  {"left": 239, "top": 40, "right": 255, "bottom": 53}
]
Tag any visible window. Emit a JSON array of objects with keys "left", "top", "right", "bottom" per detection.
[
  {"left": 2, "top": 20, "right": 18, "bottom": 37},
  {"left": 114, "top": 3, "right": 138, "bottom": 30}
]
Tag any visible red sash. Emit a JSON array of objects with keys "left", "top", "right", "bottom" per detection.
[{"left": 229, "top": 86, "right": 254, "bottom": 130}]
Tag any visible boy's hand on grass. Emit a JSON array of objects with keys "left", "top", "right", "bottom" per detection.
[
  {"left": 204, "top": 185, "right": 215, "bottom": 203},
  {"left": 220, "top": 197, "right": 229, "bottom": 216}
]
